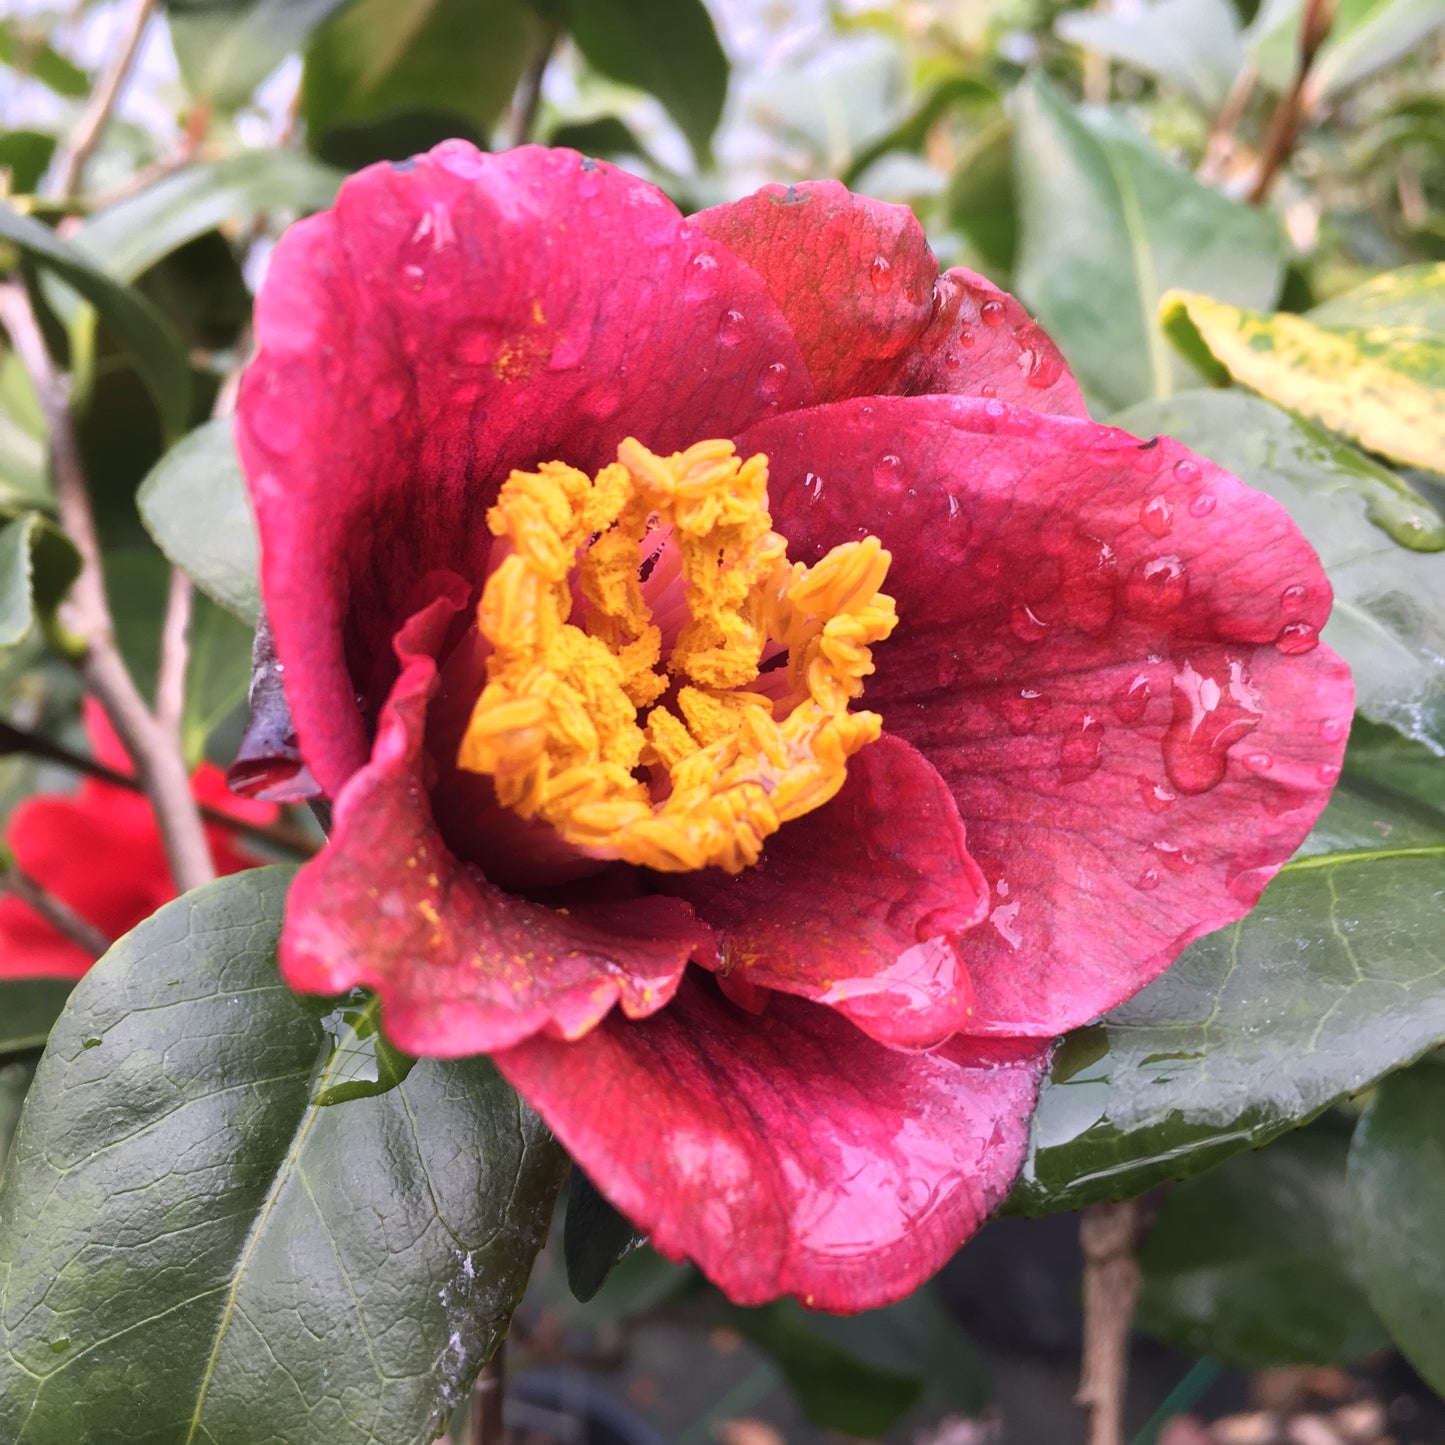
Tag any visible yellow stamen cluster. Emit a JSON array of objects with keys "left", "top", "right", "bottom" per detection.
[{"left": 456, "top": 438, "right": 897, "bottom": 874}]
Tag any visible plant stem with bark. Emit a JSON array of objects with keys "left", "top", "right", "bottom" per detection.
[{"left": 1077, "top": 1198, "right": 1143, "bottom": 1445}]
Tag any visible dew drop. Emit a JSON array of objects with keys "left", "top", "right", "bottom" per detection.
[
  {"left": 1140, "top": 495, "right": 1173, "bottom": 537},
  {"left": 1135, "top": 868, "right": 1161, "bottom": 891},
  {"left": 805, "top": 471, "right": 825, "bottom": 503},
  {"left": 1280, "top": 584, "right": 1310, "bottom": 617},
  {"left": 1125, "top": 555, "right": 1188, "bottom": 614},
  {"left": 1010, "top": 604, "right": 1050, "bottom": 644},
  {"left": 870, "top": 255, "right": 894, "bottom": 292},
  {"left": 980, "top": 298, "right": 1006, "bottom": 327},
  {"left": 759, "top": 362, "right": 789, "bottom": 400},
  {"left": 1151, "top": 840, "right": 1197, "bottom": 873},
  {"left": 1276, "top": 620, "right": 1319, "bottom": 655},
  {"left": 1317, "top": 762, "right": 1341, "bottom": 784},
  {"left": 873, "top": 453, "right": 902, "bottom": 490},
  {"left": 943, "top": 350, "right": 962, "bottom": 371},
  {"left": 999, "top": 687, "right": 1047, "bottom": 733},
  {"left": 1244, "top": 751, "right": 1273, "bottom": 773},
  {"left": 685, "top": 251, "right": 720, "bottom": 300},
  {"left": 1059, "top": 717, "right": 1104, "bottom": 783},
  {"left": 48, "top": 1337, "right": 71, "bottom": 1354},
  {"left": 433, "top": 140, "right": 486, "bottom": 179},
  {"left": 1112, "top": 673, "right": 1151, "bottom": 724},
  {"left": 1187, "top": 493, "right": 1216, "bottom": 518},
  {"left": 1139, "top": 776, "right": 1177, "bottom": 813},
  {"left": 1172, "top": 458, "right": 1202, "bottom": 486},
  {"left": 401, "top": 262, "right": 426, "bottom": 293},
  {"left": 958, "top": 325, "right": 976, "bottom": 349},
  {"left": 979, "top": 382, "right": 998, "bottom": 400},
  {"left": 1161, "top": 659, "right": 1264, "bottom": 795},
  {"left": 1319, "top": 718, "right": 1346, "bottom": 742},
  {"left": 717, "top": 309, "right": 745, "bottom": 346}
]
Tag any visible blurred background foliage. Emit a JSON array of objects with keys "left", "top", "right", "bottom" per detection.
[{"left": 0, "top": 1, "right": 1443, "bottom": 1442}]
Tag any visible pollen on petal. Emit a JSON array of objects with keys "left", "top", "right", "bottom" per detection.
[{"left": 456, "top": 438, "right": 897, "bottom": 874}]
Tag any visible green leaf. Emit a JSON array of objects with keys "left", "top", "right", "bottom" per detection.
[
  {"left": 1311, "top": 0, "right": 1445, "bottom": 99},
  {"left": 0, "top": 132, "right": 58, "bottom": 195},
  {"left": 1055, "top": 0, "right": 1244, "bottom": 112},
  {"left": 1138, "top": 1124, "right": 1388, "bottom": 1366},
  {"left": 1010, "top": 725, "right": 1445, "bottom": 1215},
  {"left": 309, "top": 989, "right": 417, "bottom": 1107},
  {"left": 0, "top": 1062, "right": 33, "bottom": 1182},
  {"left": 560, "top": 0, "right": 729, "bottom": 166},
  {"left": 137, "top": 415, "right": 261, "bottom": 625},
  {"left": 1348, "top": 1061, "right": 1445, "bottom": 1394},
  {"left": 1307, "top": 261, "right": 1445, "bottom": 332},
  {"left": 0, "top": 979, "right": 73, "bottom": 1060},
  {"left": 1011, "top": 75, "right": 1285, "bottom": 414},
  {"left": 0, "top": 511, "right": 79, "bottom": 648},
  {"left": 182, "top": 592, "right": 254, "bottom": 765},
  {"left": 302, "top": 0, "right": 541, "bottom": 148},
  {"left": 944, "top": 117, "right": 1018, "bottom": 282},
  {"left": 842, "top": 74, "right": 996, "bottom": 187},
  {"left": 0, "top": 203, "right": 192, "bottom": 440},
  {"left": 0, "top": 867, "right": 567, "bottom": 1444},
  {"left": 167, "top": 0, "right": 358, "bottom": 110},
  {"left": 1114, "top": 389, "right": 1445, "bottom": 751},
  {"left": 1160, "top": 276, "right": 1445, "bottom": 473},
  {"left": 564, "top": 1171, "right": 643, "bottom": 1303},
  {"left": 727, "top": 1302, "right": 924, "bottom": 1436},
  {"left": 0, "top": 19, "right": 89, "bottom": 99},
  {"left": 73, "top": 150, "right": 343, "bottom": 287}
]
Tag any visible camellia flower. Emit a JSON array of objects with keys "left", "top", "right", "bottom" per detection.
[
  {"left": 0, "top": 700, "right": 277, "bottom": 979},
  {"left": 234, "top": 143, "right": 1352, "bottom": 1311}
]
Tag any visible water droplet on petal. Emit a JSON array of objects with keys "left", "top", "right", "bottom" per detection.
[
  {"left": 1276, "top": 621, "right": 1319, "bottom": 655},
  {"left": 1280, "top": 584, "right": 1310, "bottom": 617},
  {"left": 1010, "top": 605, "right": 1050, "bottom": 644},
  {"left": 1162, "top": 659, "right": 1263, "bottom": 794},
  {"left": 1187, "top": 493, "right": 1216, "bottom": 518},
  {"left": 1317, "top": 762, "right": 1341, "bottom": 784},
  {"left": 401, "top": 262, "right": 426, "bottom": 293},
  {"left": 1244, "top": 751, "right": 1273, "bottom": 773},
  {"left": 979, "top": 382, "right": 998, "bottom": 400},
  {"left": 1172, "top": 458, "right": 1202, "bottom": 486},
  {"left": 1113, "top": 673, "right": 1151, "bottom": 724},
  {"left": 1151, "top": 840, "right": 1197, "bottom": 873},
  {"left": 805, "top": 472, "right": 825, "bottom": 503},
  {"left": 958, "top": 325, "right": 976, "bottom": 349},
  {"left": 717, "top": 310, "right": 745, "bottom": 346},
  {"left": 1059, "top": 717, "right": 1104, "bottom": 783},
  {"left": 1139, "top": 776, "right": 1177, "bottom": 812},
  {"left": 1135, "top": 868, "right": 1161, "bottom": 891},
  {"left": 1319, "top": 718, "right": 1346, "bottom": 742},
  {"left": 759, "top": 362, "right": 789, "bottom": 400},
  {"left": 433, "top": 140, "right": 487, "bottom": 179},
  {"left": 980, "top": 298, "right": 1006, "bottom": 327},
  {"left": 1140, "top": 495, "right": 1173, "bottom": 537},
  {"left": 873, "top": 453, "right": 902, "bottom": 490},
  {"left": 1125, "top": 555, "right": 1188, "bottom": 614},
  {"left": 943, "top": 350, "right": 962, "bottom": 370},
  {"left": 999, "top": 688, "right": 1047, "bottom": 733},
  {"left": 686, "top": 251, "right": 720, "bottom": 300},
  {"left": 870, "top": 256, "right": 894, "bottom": 292}
]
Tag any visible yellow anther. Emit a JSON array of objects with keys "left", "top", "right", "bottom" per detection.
[{"left": 456, "top": 438, "right": 897, "bottom": 874}]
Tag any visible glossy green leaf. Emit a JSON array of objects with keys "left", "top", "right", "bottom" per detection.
[
  {"left": 1055, "top": 0, "right": 1244, "bottom": 112},
  {"left": 0, "top": 867, "right": 567, "bottom": 1444},
  {"left": 1348, "top": 1061, "right": 1445, "bottom": 1394},
  {"left": 1115, "top": 389, "right": 1445, "bottom": 751},
  {"left": 1138, "top": 1124, "right": 1387, "bottom": 1366},
  {"left": 0, "top": 204, "right": 192, "bottom": 439},
  {"left": 0, "top": 132, "right": 57, "bottom": 195},
  {"left": 302, "top": 0, "right": 540, "bottom": 146},
  {"left": 1160, "top": 279, "right": 1445, "bottom": 472},
  {"left": 560, "top": 0, "right": 729, "bottom": 166},
  {"left": 727, "top": 1302, "right": 923, "bottom": 1436},
  {"left": 0, "top": 979, "right": 73, "bottom": 1059},
  {"left": 167, "top": 0, "right": 357, "bottom": 110},
  {"left": 73, "top": 150, "right": 343, "bottom": 287},
  {"left": 136, "top": 415, "right": 260, "bottom": 625},
  {"left": 564, "top": 1171, "right": 643, "bottom": 1304},
  {"left": 1011, "top": 725, "right": 1445, "bottom": 1215},
  {"left": 0, "top": 511, "right": 79, "bottom": 648},
  {"left": 1011, "top": 75, "right": 1284, "bottom": 413}
]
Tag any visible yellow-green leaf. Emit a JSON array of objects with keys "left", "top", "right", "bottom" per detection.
[{"left": 1160, "top": 283, "right": 1445, "bottom": 472}]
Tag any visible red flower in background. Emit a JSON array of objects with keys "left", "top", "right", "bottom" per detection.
[
  {"left": 0, "top": 700, "right": 276, "bottom": 979},
  {"left": 234, "top": 144, "right": 1352, "bottom": 1311}
]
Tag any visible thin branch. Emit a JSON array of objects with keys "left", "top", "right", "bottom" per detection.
[
  {"left": 51, "top": 0, "right": 161, "bottom": 201},
  {"left": 471, "top": 1340, "right": 507, "bottom": 1445},
  {"left": 1246, "top": 0, "right": 1334, "bottom": 204},
  {"left": 1077, "top": 1199, "right": 1142, "bottom": 1445},
  {"left": 0, "top": 719, "right": 319, "bottom": 857},
  {"left": 156, "top": 568, "right": 193, "bottom": 745},
  {"left": 0, "top": 282, "right": 215, "bottom": 893},
  {"left": 3, "top": 864, "right": 111, "bottom": 958},
  {"left": 1199, "top": 63, "right": 1257, "bottom": 186},
  {"left": 508, "top": 28, "right": 560, "bottom": 148}
]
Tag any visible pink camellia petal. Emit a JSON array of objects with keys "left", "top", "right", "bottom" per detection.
[
  {"left": 279, "top": 575, "right": 715, "bottom": 1055},
  {"left": 496, "top": 972, "right": 1051, "bottom": 1311},
  {"left": 741, "top": 395, "right": 1354, "bottom": 1038},
  {"left": 658, "top": 734, "right": 989, "bottom": 1050},
  {"left": 239, "top": 143, "right": 813, "bottom": 799},
  {"left": 691, "top": 180, "right": 1086, "bottom": 416}
]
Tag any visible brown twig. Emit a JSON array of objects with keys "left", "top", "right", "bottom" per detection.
[
  {"left": 3, "top": 864, "right": 110, "bottom": 958},
  {"left": 1199, "top": 63, "right": 1257, "bottom": 185},
  {"left": 1246, "top": 0, "right": 1335, "bottom": 204},
  {"left": 51, "top": 0, "right": 161, "bottom": 201},
  {"left": 0, "top": 718, "right": 318, "bottom": 857},
  {"left": 156, "top": 568, "right": 194, "bottom": 745},
  {"left": 471, "top": 1340, "right": 507, "bottom": 1445},
  {"left": 508, "top": 28, "right": 560, "bottom": 149},
  {"left": 0, "top": 282, "right": 216, "bottom": 893},
  {"left": 1077, "top": 1199, "right": 1142, "bottom": 1445}
]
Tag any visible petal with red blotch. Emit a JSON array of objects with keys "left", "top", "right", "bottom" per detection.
[
  {"left": 741, "top": 395, "right": 1353, "bottom": 1038},
  {"left": 280, "top": 578, "right": 715, "bottom": 1056},
  {"left": 655, "top": 734, "right": 988, "bottom": 1049},
  {"left": 692, "top": 181, "right": 1085, "bottom": 416},
  {"left": 239, "top": 143, "right": 813, "bottom": 800},
  {"left": 496, "top": 973, "right": 1050, "bottom": 1310}
]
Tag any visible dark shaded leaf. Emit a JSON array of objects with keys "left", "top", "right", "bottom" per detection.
[
  {"left": 564, "top": 1170, "right": 643, "bottom": 1303},
  {"left": 0, "top": 511, "right": 79, "bottom": 648},
  {"left": 0, "top": 132, "right": 57, "bottom": 195},
  {"left": 0, "top": 979, "right": 72, "bottom": 1060}
]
